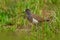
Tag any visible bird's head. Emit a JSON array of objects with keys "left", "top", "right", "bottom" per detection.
[{"left": 25, "top": 9, "right": 31, "bottom": 16}]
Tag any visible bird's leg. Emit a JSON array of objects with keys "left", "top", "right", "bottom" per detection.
[
  {"left": 35, "top": 24, "right": 38, "bottom": 31},
  {"left": 35, "top": 23, "right": 40, "bottom": 32}
]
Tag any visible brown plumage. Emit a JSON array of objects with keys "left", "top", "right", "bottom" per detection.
[{"left": 31, "top": 14, "right": 46, "bottom": 22}]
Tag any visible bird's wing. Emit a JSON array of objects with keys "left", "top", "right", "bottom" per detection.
[{"left": 31, "top": 14, "right": 45, "bottom": 22}]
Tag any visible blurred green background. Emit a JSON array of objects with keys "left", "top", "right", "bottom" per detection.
[{"left": 0, "top": 0, "right": 60, "bottom": 40}]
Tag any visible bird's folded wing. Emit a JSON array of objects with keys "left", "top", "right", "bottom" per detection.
[{"left": 31, "top": 14, "right": 45, "bottom": 22}]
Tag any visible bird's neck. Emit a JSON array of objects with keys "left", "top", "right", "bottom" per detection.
[
  {"left": 26, "top": 12, "right": 32, "bottom": 18},
  {"left": 27, "top": 14, "right": 32, "bottom": 19}
]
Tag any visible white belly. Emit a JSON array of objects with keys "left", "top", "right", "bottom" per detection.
[{"left": 33, "top": 18, "right": 38, "bottom": 23}]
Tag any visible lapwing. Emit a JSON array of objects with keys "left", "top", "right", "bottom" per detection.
[{"left": 25, "top": 9, "right": 49, "bottom": 24}]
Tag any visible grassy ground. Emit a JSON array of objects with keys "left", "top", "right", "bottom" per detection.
[{"left": 0, "top": 0, "right": 60, "bottom": 40}]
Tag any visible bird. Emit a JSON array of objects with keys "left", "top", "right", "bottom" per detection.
[{"left": 25, "top": 9, "right": 49, "bottom": 24}]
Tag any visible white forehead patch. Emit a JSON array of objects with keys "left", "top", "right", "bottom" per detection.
[{"left": 33, "top": 18, "right": 38, "bottom": 23}]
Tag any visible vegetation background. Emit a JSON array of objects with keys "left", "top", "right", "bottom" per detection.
[{"left": 0, "top": 0, "right": 60, "bottom": 40}]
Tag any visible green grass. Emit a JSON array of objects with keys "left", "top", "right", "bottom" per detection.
[{"left": 0, "top": 0, "right": 60, "bottom": 40}]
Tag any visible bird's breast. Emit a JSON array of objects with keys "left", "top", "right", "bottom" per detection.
[{"left": 32, "top": 18, "right": 38, "bottom": 23}]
